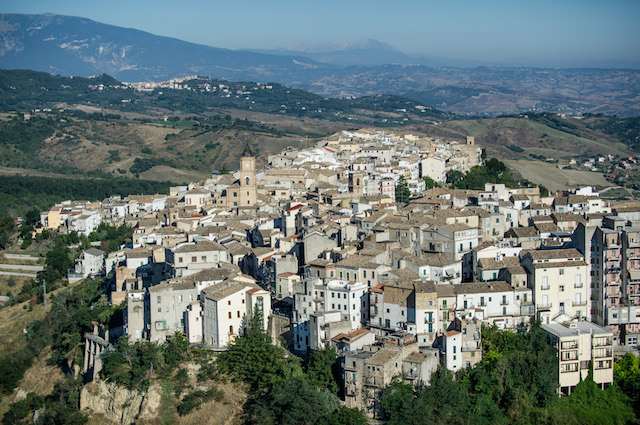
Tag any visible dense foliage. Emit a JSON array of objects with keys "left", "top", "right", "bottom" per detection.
[
  {"left": 0, "top": 213, "right": 13, "bottom": 249},
  {"left": 380, "top": 324, "right": 635, "bottom": 425},
  {"left": 584, "top": 115, "right": 640, "bottom": 152},
  {"left": 447, "top": 158, "right": 520, "bottom": 189},
  {"left": 101, "top": 332, "right": 190, "bottom": 390},
  {"left": 177, "top": 387, "right": 224, "bottom": 416},
  {"left": 2, "top": 378, "right": 87, "bottom": 425},
  {"left": 0, "top": 175, "right": 170, "bottom": 215},
  {"left": 395, "top": 176, "right": 411, "bottom": 203},
  {"left": 88, "top": 223, "right": 133, "bottom": 253},
  {"left": 614, "top": 354, "right": 640, "bottom": 418},
  {"left": 217, "top": 312, "right": 367, "bottom": 424},
  {"left": 0, "top": 278, "right": 112, "bottom": 394}
]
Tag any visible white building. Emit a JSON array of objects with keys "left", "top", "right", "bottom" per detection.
[{"left": 202, "top": 278, "right": 270, "bottom": 349}]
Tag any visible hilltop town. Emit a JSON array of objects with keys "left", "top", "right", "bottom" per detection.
[{"left": 6, "top": 127, "right": 636, "bottom": 421}]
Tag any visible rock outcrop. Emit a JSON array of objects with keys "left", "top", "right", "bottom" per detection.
[{"left": 80, "top": 380, "right": 161, "bottom": 424}]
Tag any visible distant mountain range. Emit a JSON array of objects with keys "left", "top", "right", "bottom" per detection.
[
  {"left": 1, "top": 13, "right": 639, "bottom": 116},
  {"left": 0, "top": 13, "right": 323, "bottom": 81},
  {"left": 250, "top": 39, "right": 425, "bottom": 67}
]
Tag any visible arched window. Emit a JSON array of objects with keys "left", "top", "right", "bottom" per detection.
[{"left": 245, "top": 176, "right": 250, "bottom": 185}]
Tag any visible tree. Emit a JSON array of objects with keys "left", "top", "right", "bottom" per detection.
[
  {"left": 88, "top": 223, "right": 133, "bottom": 253},
  {"left": 304, "top": 348, "right": 340, "bottom": 395},
  {"left": 101, "top": 338, "right": 163, "bottom": 390},
  {"left": 324, "top": 406, "right": 368, "bottom": 425},
  {"left": 423, "top": 176, "right": 439, "bottom": 190},
  {"left": 395, "top": 176, "right": 411, "bottom": 204},
  {"left": 217, "top": 310, "right": 302, "bottom": 393},
  {"left": 614, "top": 354, "right": 640, "bottom": 417},
  {"left": 245, "top": 377, "right": 338, "bottom": 425},
  {"left": 48, "top": 279, "right": 112, "bottom": 370},
  {"left": 446, "top": 169, "right": 465, "bottom": 186},
  {"left": 23, "top": 208, "right": 40, "bottom": 226},
  {"left": 0, "top": 213, "right": 14, "bottom": 249},
  {"left": 545, "top": 375, "right": 635, "bottom": 425},
  {"left": 380, "top": 380, "right": 420, "bottom": 424}
]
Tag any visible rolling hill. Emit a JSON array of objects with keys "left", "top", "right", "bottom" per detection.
[
  {"left": 0, "top": 69, "right": 637, "bottom": 194},
  {"left": 1, "top": 14, "right": 639, "bottom": 117}
]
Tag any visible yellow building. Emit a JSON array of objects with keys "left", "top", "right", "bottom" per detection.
[{"left": 225, "top": 144, "right": 257, "bottom": 208}]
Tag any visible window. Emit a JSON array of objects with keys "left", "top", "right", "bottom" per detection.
[
  {"left": 559, "top": 268, "right": 565, "bottom": 275},
  {"left": 237, "top": 311, "right": 241, "bottom": 318},
  {"left": 228, "top": 311, "right": 232, "bottom": 319},
  {"left": 229, "top": 325, "right": 234, "bottom": 335},
  {"left": 192, "top": 256, "right": 197, "bottom": 263},
  {"left": 201, "top": 255, "right": 206, "bottom": 261},
  {"left": 541, "top": 276, "right": 550, "bottom": 290}
]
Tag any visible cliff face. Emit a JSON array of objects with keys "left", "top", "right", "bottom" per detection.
[{"left": 80, "top": 380, "right": 161, "bottom": 425}]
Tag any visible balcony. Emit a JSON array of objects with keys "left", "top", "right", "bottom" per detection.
[
  {"left": 605, "top": 264, "right": 621, "bottom": 272},
  {"left": 572, "top": 300, "right": 587, "bottom": 307},
  {"left": 605, "top": 251, "right": 621, "bottom": 261},
  {"left": 404, "top": 370, "right": 419, "bottom": 380},
  {"left": 537, "top": 303, "right": 552, "bottom": 310},
  {"left": 520, "top": 304, "right": 535, "bottom": 316},
  {"left": 606, "top": 288, "right": 622, "bottom": 298},
  {"left": 606, "top": 278, "right": 621, "bottom": 286},
  {"left": 626, "top": 248, "right": 640, "bottom": 259}
]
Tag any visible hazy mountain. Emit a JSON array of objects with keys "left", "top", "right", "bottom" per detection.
[
  {"left": 0, "top": 13, "right": 321, "bottom": 81},
  {"left": 252, "top": 39, "right": 424, "bottom": 67},
  {"left": 1, "top": 13, "right": 638, "bottom": 116}
]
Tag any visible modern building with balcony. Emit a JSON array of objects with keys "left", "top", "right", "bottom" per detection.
[
  {"left": 591, "top": 219, "right": 640, "bottom": 347},
  {"left": 542, "top": 321, "right": 614, "bottom": 396}
]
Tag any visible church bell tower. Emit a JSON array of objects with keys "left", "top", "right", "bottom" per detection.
[{"left": 239, "top": 143, "right": 257, "bottom": 207}]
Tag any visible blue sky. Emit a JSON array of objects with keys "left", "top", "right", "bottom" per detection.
[{"left": 2, "top": 0, "right": 640, "bottom": 67}]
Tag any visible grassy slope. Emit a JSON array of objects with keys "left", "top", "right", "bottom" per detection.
[
  {"left": 503, "top": 159, "right": 612, "bottom": 192},
  {"left": 443, "top": 117, "right": 631, "bottom": 160}
]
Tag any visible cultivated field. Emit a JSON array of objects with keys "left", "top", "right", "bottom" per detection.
[{"left": 504, "top": 160, "right": 612, "bottom": 192}]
